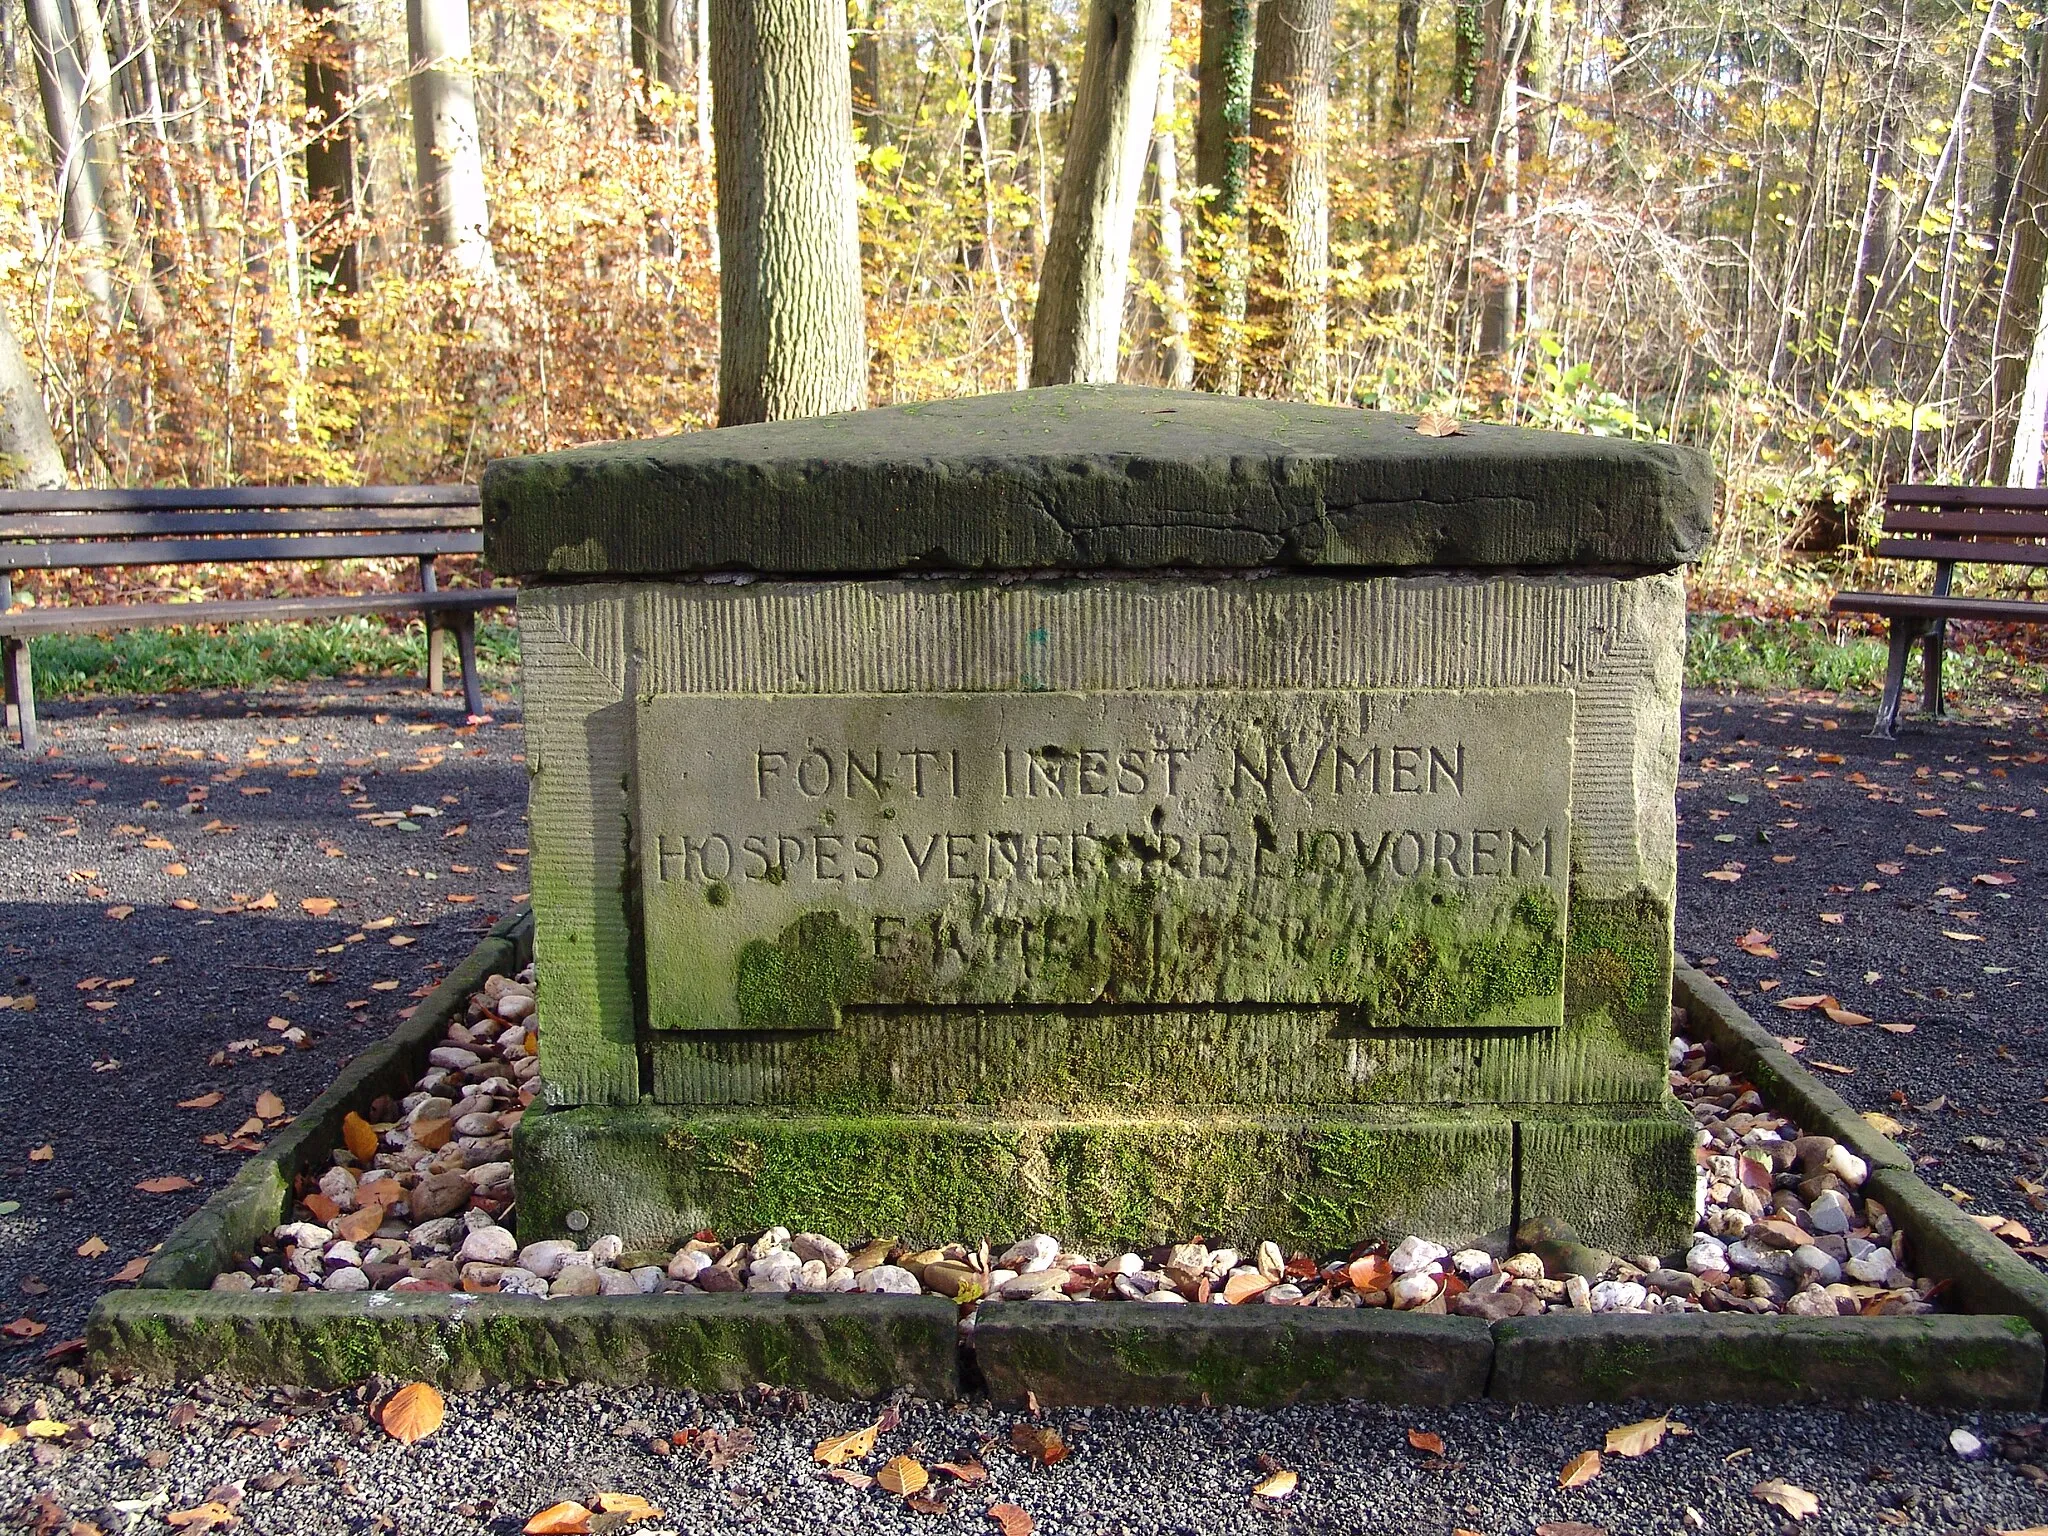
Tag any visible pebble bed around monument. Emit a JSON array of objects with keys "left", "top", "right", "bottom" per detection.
[{"left": 222, "top": 961, "right": 1958, "bottom": 1324}]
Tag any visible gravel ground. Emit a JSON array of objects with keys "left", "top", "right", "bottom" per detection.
[{"left": 1, "top": 678, "right": 2046, "bottom": 1536}]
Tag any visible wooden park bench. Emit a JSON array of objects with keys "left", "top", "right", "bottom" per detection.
[
  {"left": 1830, "top": 484, "right": 2048, "bottom": 738},
  {"left": 0, "top": 485, "right": 510, "bottom": 754}
]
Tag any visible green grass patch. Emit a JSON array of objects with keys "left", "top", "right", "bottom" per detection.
[
  {"left": 27, "top": 616, "right": 520, "bottom": 699},
  {"left": 1686, "top": 613, "right": 2048, "bottom": 702}
]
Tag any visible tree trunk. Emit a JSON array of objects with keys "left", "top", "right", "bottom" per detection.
[
  {"left": 302, "top": 0, "right": 360, "bottom": 313},
  {"left": 1391, "top": 0, "right": 1418, "bottom": 132},
  {"left": 693, "top": 0, "right": 711, "bottom": 151},
  {"left": 1009, "top": 0, "right": 1031, "bottom": 158},
  {"left": 0, "top": 305, "right": 66, "bottom": 487},
  {"left": 2010, "top": 279, "right": 2048, "bottom": 488},
  {"left": 24, "top": 0, "right": 115, "bottom": 312},
  {"left": 1154, "top": 61, "right": 1191, "bottom": 388},
  {"left": 711, "top": 0, "right": 867, "bottom": 424},
  {"left": 1246, "top": 0, "right": 1330, "bottom": 399},
  {"left": 1028, "top": 0, "right": 1170, "bottom": 385},
  {"left": 407, "top": 0, "right": 495, "bottom": 273},
  {"left": 1194, "top": 0, "right": 1256, "bottom": 391},
  {"left": 632, "top": 0, "right": 682, "bottom": 137},
  {"left": 1996, "top": 51, "right": 2048, "bottom": 480}
]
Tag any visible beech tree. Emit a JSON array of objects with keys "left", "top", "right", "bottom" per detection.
[
  {"left": 1195, "top": 0, "right": 1257, "bottom": 391},
  {"left": 0, "top": 308, "right": 65, "bottom": 488},
  {"left": 710, "top": 0, "right": 867, "bottom": 424},
  {"left": 407, "top": 0, "right": 495, "bottom": 272},
  {"left": 302, "top": 0, "right": 360, "bottom": 306},
  {"left": 1246, "top": 0, "right": 1330, "bottom": 400},
  {"left": 1028, "top": 0, "right": 1170, "bottom": 385}
]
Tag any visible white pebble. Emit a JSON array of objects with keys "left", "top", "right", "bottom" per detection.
[
  {"left": 667, "top": 1249, "right": 709, "bottom": 1283},
  {"left": 1826, "top": 1144, "right": 1870, "bottom": 1188},
  {"left": 1589, "top": 1280, "right": 1648, "bottom": 1313},
  {"left": 792, "top": 1233, "right": 849, "bottom": 1270},
  {"left": 1388, "top": 1236, "right": 1449, "bottom": 1276},
  {"left": 588, "top": 1233, "right": 624, "bottom": 1266},
  {"left": 517, "top": 1240, "right": 579, "bottom": 1279},
  {"left": 325, "top": 1266, "right": 370, "bottom": 1292},
  {"left": 999, "top": 1234, "right": 1060, "bottom": 1273},
  {"left": 458, "top": 1226, "right": 518, "bottom": 1265},
  {"left": 1388, "top": 1272, "right": 1440, "bottom": 1308},
  {"left": 1950, "top": 1428, "right": 1985, "bottom": 1459},
  {"left": 1450, "top": 1249, "right": 1495, "bottom": 1281},
  {"left": 1686, "top": 1238, "right": 1730, "bottom": 1275},
  {"left": 597, "top": 1268, "right": 640, "bottom": 1296},
  {"left": 630, "top": 1265, "right": 664, "bottom": 1294},
  {"left": 428, "top": 1046, "right": 481, "bottom": 1070},
  {"left": 855, "top": 1264, "right": 922, "bottom": 1295}
]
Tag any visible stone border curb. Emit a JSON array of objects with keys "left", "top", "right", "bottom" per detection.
[
  {"left": 83, "top": 943, "right": 2048, "bottom": 1408},
  {"left": 1675, "top": 962, "right": 2048, "bottom": 1348},
  {"left": 1489, "top": 1311, "right": 2043, "bottom": 1408},
  {"left": 88, "top": 1289, "right": 960, "bottom": 1399},
  {"left": 974, "top": 1306, "right": 1492, "bottom": 1407},
  {"left": 133, "top": 907, "right": 537, "bottom": 1293}
]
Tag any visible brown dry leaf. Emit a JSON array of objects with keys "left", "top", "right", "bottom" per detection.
[
  {"left": 1736, "top": 929, "right": 1778, "bottom": 958},
  {"left": 1752, "top": 1480, "right": 1820, "bottom": 1520},
  {"left": 136, "top": 1175, "right": 195, "bottom": 1193},
  {"left": 1822, "top": 1003, "right": 1871, "bottom": 1025},
  {"left": 2, "top": 1317, "right": 47, "bottom": 1338},
  {"left": 28, "top": 1144, "right": 53, "bottom": 1162},
  {"left": 989, "top": 1504, "right": 1035, "bottom": 1536},
  {"left": 254, "top": 1090, "right": 285, "bottom": 1120},
  {"left": 822, "top": 1468, "right": 874, "bottom": 1488},
  {"left": 1944, "top": 930, "right": 1986, "bottom": 942},
  {"left": 109, "top": 1257, "right": 149, "bottom": 1283},
  {"left": 592, "top": 1493, "right": 663, "bottom": 1522},
  {"left": 1777, "top": 994, "right": 1835, "bottom": 1011},
  {"left": 813, "top": 1421, "right": 881, "bottom": 1466},
  {"left": 1535, "top": 1525, "right": 1610, "bottom": 1536},
  {"left": 166, "top": 1503, "right": 239, "bottom": 1530},
  {"left": 1010, "top": 1423, "right": 1069, "bottom": 1466},
  {"left": 178, "top": 1091, "right": 223, "bottom": 1110},
  {"left": 74, "top": 1236, "right": 107, "bottom": 1259},
  {"left": 1974, "top": 872, "right": 2018, "bottom": 886},
  {"left": 936, "top": 1459, "right": 988, "bottom": 1483},
  {"left": 878, "top": 1456, "right": 931, "bottom": 1496},
  {"left": 1605, "top": 1415, "right": 1673, "bottom": 1457},
  {"left": 104, "top": 905, "right": 133, "bottom": 920},
  {"left": 1864, "top": 1111, "right": 1907, "bottom": 1136},
  {"left": 1703, "top": 868, "right": 1742, "bottom": 882},
  {"left": 1253, "top": 1469, "right": 1298, "bottom": 1500},
  {"left": 522, "top": 1502, "right": 593, "bottom": 1535},
  {"left": 1415, "top": 410, "right": 1464, "bottom": 437},
  {"left": 341, "top": 1111, "right": 379, "bottom": 1162},
  {"left": 1878, "top": 1022, "right": 1916, "bottom": 1035},
  {"left": 906, "top": 1492, "right": 952, "bottom": 1516},
  {"left": 1559, "top": 1449, "right": 1602, "bottom": 1487},
  {"left": 1407, "top": 1428, "right": 1446, "bottom": 1456},
  {"left": 379, "top": 1381, "right": 445, "bottom": 1444},
  {"left": 300, "top": 896, "right": 340, "bottom": 917}
]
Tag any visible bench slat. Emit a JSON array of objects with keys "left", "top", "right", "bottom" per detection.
[
  {"left": 1886, "top": 484, "right": 2048, "bottom": 512},
  {"left": 1872, "top": 537, "right": 2048, "bottom": 567},
  {"left": 0, "top": 485, "right": 478, "bottom": 513},
  {"left": 1880, "top": 508, "right": 2048, "bottom": 537},
  {"left": 0, "top": 531, "right": 483, "bottom": 570},
  {"left": 0, "top": 507, "right": 480, "bottom": 538},
  {"left": 1828, "top": 591, "right": 2048, "bottom": 623},
  {"left": 0, "top": 587, "right": 509, "bottom": 637}
]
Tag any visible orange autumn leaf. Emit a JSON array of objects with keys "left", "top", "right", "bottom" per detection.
[
  {"left": 813, "top": 1421, "right": 881, "bottom": 1466},
  {"left": 379, "top": 1381, "right": 445, "bottom": 1444},
  {"left": 136, "top": 1174, "right": 196, "bottom": 1193},
  {"left": 989, "top": 1504, "right": 1035, "bottom": 1536},
  {"left": 878, "top": 1455, "right": 930, "bottom": 1496},
  {"left": 522, "top": 1502, "right": 593, "bottom": 1535},
  {"left": 592, "top": 1493, "right": 663, "bottom": 1522},
  {"left": 1407, "top": 1428, "right": 1445, "bottom": 1455},
  {"left": 1559, "top": 1449, "right": 1602, "bottom": 1487},
  {"left": 178, "top": 1091, "right": 224, "bottom": 1109},
  {"left": 301, "top": 896, "right": 340, "bottom": 916},
  {"left": 341, "top": 1111, "right": 379, "bottom": 1162}
]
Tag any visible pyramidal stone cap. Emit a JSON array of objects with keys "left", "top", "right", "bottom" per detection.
[{"left": 481, "top": 383, "right": 1715, "bottom": 580}]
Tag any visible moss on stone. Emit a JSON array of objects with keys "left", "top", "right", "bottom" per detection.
[
  {"left": 1564, "top": 888, "right": 1672, "bottom": 1054},
  {"left": 735, "top": 911, "right": 872, "bottom": 1030}
]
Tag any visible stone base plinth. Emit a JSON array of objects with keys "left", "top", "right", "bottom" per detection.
[{"left": 514, "top": 1103, "right": 1697, "bottom": 1256}]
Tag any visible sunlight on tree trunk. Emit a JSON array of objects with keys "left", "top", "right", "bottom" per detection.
[
  {"left": 407, "top": 0, "right": 495, "bottom": 274},
  {"left": 2010, "top": 283, "right": 2048, "bottom": 489},
  {"left": 1154, "top": 63, "right": 1193, "bottom": 390},
  {"left": 711, "top": 0, "right": 867, "bottom": 424},
  {"left": 1194, "top": 0, "right": 1257, "bottom": 392},
  {"left": 24, "top": 0, "right": 116, "bottom": 313},
  {"left": 302, "top": 0, "right": 360, "bottom": 323},
  {"left": 0, "top": 306, "right": 67, "bottom": 488},
  {"left": 1028, "top": 0, "right": 1170, "bottom": 386},
  {"left": 1247, "top": 0, "right": 1330, "bottom": 400}
]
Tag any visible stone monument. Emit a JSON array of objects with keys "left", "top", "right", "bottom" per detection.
[{"left": 482, "top": 385, "right": 1713, "bottom": 1258}]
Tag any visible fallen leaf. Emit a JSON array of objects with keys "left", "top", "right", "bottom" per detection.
[
  {"left": 814, "top": 1422, "right": 881, "bottom": 1466},
  {"left": 104, "top": 905, "right": 133, "bottom": 920},
  {"left": 1863, "top": 1112, "right": 1906, "bottom": 1136},
  {"left": 109, "top": 1257, "right": 148, "bottom": 1283},
  {"left": 1822, "top": 1004, "right": 1871, "bottom": 1026},
  {"left": 379, "top": 1381, "right": 445, "bottom": 1444},
  {"left": 166, "top": 1503, "right": 238, "bottom": 1530},
  {"left": 1559, "top": 1449, "right": 1602, "bottom": 1487},
  {"left": 822, "top": 1468, "right": 874, "bottom": 1488},
  {"left": 989, "top": 1504, "right": 1035, "bottom": 1536},
  {"left": 300, "top": 896, "right": 339, "bottom": 917},
  {"left": 878, "top": 1455, "right": 930, "bottom": 1496},
  {"left": 1737, "top": 929, "right": 1778, "bottom": 957},
  {"left": 1943, "top": 930, "right": 1986, "bottom": 942},
  {"left": 22, "top": 1417, "right": 66, "bottom": 1436},
  {"left": 1253, "top": 1469, "right": 1298, "bottom": 1500},
  {"left": 1534, "top": 1526, "right": 1609, "bottom": 1536},
  {"left": 936, "top": 1459, "right": 988, "bottom": 1483},
  {"left": 1010, "top": 1423, "right": 1069, "bottom": 1466},
  {"left": 1407, "top": 1428, "right": 1446, "bottom": 1455},
  {"left": 1819, "top": 912, "right": 1846, "bottom": 925},
  {"left": 341, "top": 1111, "right": 379, "bottom": 1162},
  {"left": 1777, "top": 994, "right": 1835, "bottom": 1011},
  {"left": 1703, "top": 869, "right": 1742, "bottom": 882},
  {"left": 1752, "top": 1479, "right": 1820, "bottom": 1520},
  {"left": 592, "top": 1493, "right": 663, "bottom": 1522},
  {"left": 254, "top": 1090, "right": 285, "bottom": 1120},
  {"left": 2, "top": 1317, "right": 47, "bottom": 1338},
  {"left": 1974, "top": 872, "right": 2018, "bottom": 886},
  {"left": 136, "top": 1175, "right": 196, "bottom": 1193},
  {"left": 74, "top": 1236, "right": 107, "bottom": 1259},
  {"left": 1808, "top": 1059, "right": 1855, "bottom": 1075},
  {"left": 1414, "top": 410, "right": 1464, "bottom": 436},
  {"left": 28, "top": 1144, "right": 52, "bottom": 1162},
  {"left": 178, "top": 1091, "right": 224, "bottom": 1110},
  {"left": 1605, "top": 1415, "right": 1673, "bottom": 1457},
  {"left": 522, "top": 1503, "right": 593, "bottom": 1535}
]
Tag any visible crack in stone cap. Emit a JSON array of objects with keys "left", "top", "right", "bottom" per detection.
[{"left": 481, "top": 384, "right": 1716, "bottom": 580}]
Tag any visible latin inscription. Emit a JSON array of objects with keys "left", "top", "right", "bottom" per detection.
[{"left": 636, "top": 689, "right": 1574, "bottom": 1030}]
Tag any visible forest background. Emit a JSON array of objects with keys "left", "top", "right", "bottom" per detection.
[{"left": 6, "top": 0, "right": 2048, "bottom": 698}]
